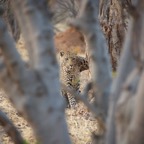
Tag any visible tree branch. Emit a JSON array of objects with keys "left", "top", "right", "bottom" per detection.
[
  {"left": 0, "top": 110, "right": 24, "bottom": 144},
  {"left": 0, "top": 18, "right": 26, "bottom": 82},
  {"left": 0, "top": 1, "right": 72, "bottom": 143},
  {"left": 61, "top": 82, "right": 99, "bottom": 116},
  {"left": 127, "top": 70, "right": 144, "bottom": 144},
  {"left": 12, "top": 0, "right": 58, "bottom": 72},
  {"left": 115, "top": 68, "right": 140, "bottom": 144},
  {"left": 69, "top": 0, "right": 112, "bottom": 119},
  {"left": 106, "top": 18, "right": 136, "bottom": 144}
]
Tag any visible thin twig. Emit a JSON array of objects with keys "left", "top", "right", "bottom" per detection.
[{"left": 61, "top": 83, "right": 99, "bottom": 116}]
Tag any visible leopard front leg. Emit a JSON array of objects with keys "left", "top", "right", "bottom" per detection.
[
  {"left": 66, "top": 81, "right": 81, "bottom": 108},
  {"left": 67, "top": 92, "right": 77, "bottom": 108},
  {"left": 61, "top": 90, "right": 77, "bottom": 108}
]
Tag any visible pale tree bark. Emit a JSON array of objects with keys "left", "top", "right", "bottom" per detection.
[
  {"left": 0, "top": 0, "right": 20, "bottom": 42},
  {"left": 106, "top": 18, "right": 135, "bottom": 144},
  {"left": 70, "top": 0, "right": 112, "bottom": 120},
  {"left": 0, "top": 0, "right": 71, "bottom": 143},
  {"left": 71, "top": 1, "right": 144, "bottom": 144},
  {"left": 0, "top": 0, "right": 144, "bottom": 144},
  {"left": 115, "top": 1, "right": 144, "bottom": 144},
  {"left": 99, "top": 0, "right": 131, "bottom": 71}
]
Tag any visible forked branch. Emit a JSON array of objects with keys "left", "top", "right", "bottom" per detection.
[{"left": 69, "top": 0, "right": 112, "bottom": 118}]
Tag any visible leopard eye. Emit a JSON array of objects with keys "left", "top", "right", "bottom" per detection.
[
  {"left": 72, "top": 58, "right": 75, "bottom": 60},
  {"left": 65, "top": 58, "right": 68, "bottom": 61}
]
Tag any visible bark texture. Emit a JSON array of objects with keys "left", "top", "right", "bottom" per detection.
[
  {"left": 106, "top": 19, "right": 135, "bottom": 144},
  {"left": 0, "top": 0, "right": 20, "bottom": 41},
  {"left": 0, "top": 0, "right": 71, "bottom": 143},
  {"left": 70, "top": 0, "right": 112, "bottom": 120},
  {"left": 115, "top": 1, "right": 144, "bottom": 144},
  {"left": 99, "top": 0, "right": 131, "bottom": 71}
]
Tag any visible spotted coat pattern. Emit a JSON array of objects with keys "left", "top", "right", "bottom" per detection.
[{"left": 59, "top": 51, "right": 89, "bottom": 108}]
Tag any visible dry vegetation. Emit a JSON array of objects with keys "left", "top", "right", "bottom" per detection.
[
  {"left": 0, "top": 29, "right": 104, "bottom": 144},
  {"left": 55, "top": 27, "right": 86, "bottom": 54}
]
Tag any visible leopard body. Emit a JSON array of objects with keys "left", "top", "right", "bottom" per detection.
[{"left": 59, "top": 51, "right": 89, "bottom": 108}]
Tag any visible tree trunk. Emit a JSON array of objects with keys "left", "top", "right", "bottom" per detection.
[
  {"left": 115, "top": 1, "right": 144, "bottom": 144},
  {"left": 70, "top": 0, "right": 112, "bottom": 123},
  {"left": 0, "top": 0, "right": 20, "bottom": 42},
  {"left": 0, "top": 0, "right": 144, "bottom": 144},
  {"left": 99, "top": 0, "right": 130, "bottom": 71},
  {"left": 0, "top": 0, "right": 71, "bottom": 143},
  {"left": 106, "top": 18, "right": 135, "bottom": 144}
]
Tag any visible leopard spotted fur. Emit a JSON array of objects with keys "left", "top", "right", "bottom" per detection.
[{"left": 59, "top": 51, "right": 89, "bottom": 108}]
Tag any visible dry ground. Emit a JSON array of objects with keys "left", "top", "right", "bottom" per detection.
[{"left": 0, "top": 29, "right": 104, "bottom": 144}]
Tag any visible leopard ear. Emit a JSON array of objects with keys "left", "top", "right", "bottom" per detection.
[{"left": 60, "top": 51, "right": 64, "bottom": 57}]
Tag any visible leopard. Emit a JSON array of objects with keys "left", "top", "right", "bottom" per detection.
[{"left": 58, "top": 51, "right": 89, "bottom": 108}]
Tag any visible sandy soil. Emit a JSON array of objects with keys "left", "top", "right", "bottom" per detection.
[{"left": 0, "top": 29, "right": 104, "bottom": 144}]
